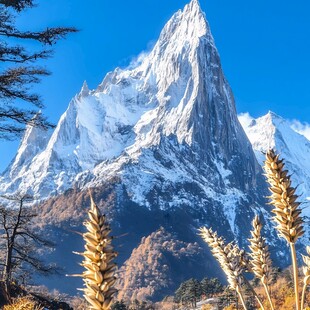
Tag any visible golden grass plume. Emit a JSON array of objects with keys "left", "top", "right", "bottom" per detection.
[
  {"left": 3, "top": 296, "right": 43, "bottom": 310},
  {"left": 264, "top": 149, "right": 304, "bottom": 310},
  {"left": 248, "top": 215, "right": 274, "bottom": 310},
  {"left": 248, "top": 215, "right": 272, "bottom": 285},
  {"left": 200, "top": 149, "right": 308, "bottom": 310},
  {"left": 263, "top": 149, "right": 304, "bottom": 243},
  {"left": 199, "top": 227, "right": 248, "bottom": 308},
  {"left": 74, "top": 193, "right": 118, "bottom": 310}
]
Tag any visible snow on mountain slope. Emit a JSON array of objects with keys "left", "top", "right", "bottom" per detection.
[
  {"left": 0, "top": 1, "right": 294, "bottom": 299},
  {"left": 1, "top": 0, "right": 268, "bottom": 242},
  {"left": 239, "top": 111, "right": 310, "bottom": 214},
  {"left": 72, "top": 0, "right": 264, "bottom": 224},
  {"left": 4, "top": 112, "right": 52, "bottom": 180}
]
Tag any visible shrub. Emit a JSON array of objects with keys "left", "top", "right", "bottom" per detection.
[{"left": 3, "top": 296, "right": 43, "bottom": 310}]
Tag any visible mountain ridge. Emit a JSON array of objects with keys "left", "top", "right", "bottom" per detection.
[
  {"left": 0, "top": 0, "right": 291, "bottom": 300},
  {"left": 1, "top": 0, "right": 262, "bottom": 212},
  {"left": 239, "top": 111, "right": 310, "bottom": 213}
]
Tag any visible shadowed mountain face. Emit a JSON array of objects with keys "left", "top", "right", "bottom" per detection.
[
  {"left": 1, "top": 0, "right": 287, "bottom": 301},
  {"left": 1, "top": 0, "right": 262, "bottom": 207}
]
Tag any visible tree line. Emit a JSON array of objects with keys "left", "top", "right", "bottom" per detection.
[{"left": 174, "top": 277, "right": 224, "bottom": 308}]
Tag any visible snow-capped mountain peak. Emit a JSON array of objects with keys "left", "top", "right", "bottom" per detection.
[
  {"left": 240, "top": 111, "right": 310, "bottom": 159},
  {"left": 156, "top": 0, "right": 209, "bottom": 46},
  {"left": 240, "top": 111, "right": 310, "bottom": 216},
  {"left": 1, "top": 2, "right": 297, "bottom": 299},
  {"left": 6, "top": 112, "right": 51, "bottom": 180},
  {"left": 79, "top": 80, "right": 90, "bottom": 97},
  {"left": 1, "top": 0, "right": 263, "bottom": 241}
]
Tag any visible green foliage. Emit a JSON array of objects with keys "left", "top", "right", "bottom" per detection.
[
  {"left": 186, "top": 278, "right": 202, "bottom": 307},
  {"left": 175, "top": 277, "right": 224, "bottom": 307},
  {"left": 111, "top": 300, "right": 128, "bottom": 310},
  {"left": 201, "top": 277, "right": 224, "bottom": 297},
  {"left": 174, "top": 276, "right": 240, "bottom": 309},
  {"left": 111, "top": 299, "right": 156, "bottom": 310},
  {"left": 128, "top": 299, "right": 155, "bottom": 310}
]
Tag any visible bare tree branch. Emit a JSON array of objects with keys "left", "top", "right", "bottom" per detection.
[{"left": 0, "top": 196, "right": 58, "bottom": 298}]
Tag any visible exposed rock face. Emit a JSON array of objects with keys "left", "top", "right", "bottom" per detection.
[
  {"left": 1, "top": 0, "right": 262, "bottom": 212},
  {"left": 0, "top": 0, "right": 287, "bottom": 301}
]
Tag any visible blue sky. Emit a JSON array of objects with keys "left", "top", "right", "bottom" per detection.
[{"left": 1, "top": 0, "right": 310, "bottom": 171}]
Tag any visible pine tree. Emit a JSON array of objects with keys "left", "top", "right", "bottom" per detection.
[
  {"left": 175, "top": 278, "right": 202, "bottom": 307},
  {"left": 174, "top": 281, "right": 188, "bottom": 305},
  {"left": 0, "top": 0, "right": 77, "bottom": 139},
  {"left": 201, "top": 277, "right": 224, "bottom": 297},
  {"left": 111, "top": 300, "right": 128, "bottom": 310},
  {"left": 186, "top": 278, "right": 202, "bottom": 307}
]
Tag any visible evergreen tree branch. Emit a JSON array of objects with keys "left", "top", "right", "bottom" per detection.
[
  {"left": 0, "top": 0, "right": 35, "bottom": 12},
  {"left": 0, "top": 26, "right": 78, "bottom": 45}
]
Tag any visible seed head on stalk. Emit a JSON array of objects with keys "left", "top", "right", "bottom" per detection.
[
  {"left": 73, "top": 193, "right": 118, "bottom": 310},
  {"left": 263, "top": 149, "right": 304, "bottom": 243},
  {"left": 248, "top": 215, "right": 272, "bottom": 285},
  {"left": 199, "top": 227, "right": 247, "bottom": 305},
  {"left": 199, "top": 226, "right": 269, "bottom": 310},
  {"left": 264, "top": 149, "right": 304, "bottom": 310},
  {"left": 248, "top": 215, "right": 274, "bottom": 310}
]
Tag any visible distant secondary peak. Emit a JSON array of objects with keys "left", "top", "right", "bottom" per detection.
[
  {"left": 264, "top": 111, "right": 285, "bottom": 124},
  {"left": 79, "top": 80, "right": 90, "bottom": 97},
  {"left": 267, "top": 110, "right": 280, "bottom": 118}
]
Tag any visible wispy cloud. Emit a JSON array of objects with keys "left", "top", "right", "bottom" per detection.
[
  {"left": 238, "top": 112, "right": 254, "bottom": 129},
  {"left": 290, "top": 120, "right": 310, "bottom": 141},
  {"left": 127, "top": 51, "right": 149, "bottom": 69},
  {"left": 126, "top": 40, "right": 156, "bottom": 70}
]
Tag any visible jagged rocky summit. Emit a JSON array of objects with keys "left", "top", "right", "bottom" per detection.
[{"left": 0, "top": 0, "right": 289, "bottom": 301}]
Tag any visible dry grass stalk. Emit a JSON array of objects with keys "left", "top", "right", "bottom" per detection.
[
  {"left": 248, "top": 215, "right": 274, "bottom": 310},
  {"left": 199, "top": 227, "right": 248, "bottom": 309},
  {"left": 301, "top": 246, "right": 310, "bottom": 309},
  {"left": 74, "top": 193, "right": 118, "bottom": 309},
  {"left": 264, "top": 149, "right": 304, "bottom": 310},
  {"left": 3, "top": 296, "right": 43, "bottom": 310},
  {"left": 200, "top": 149, "right": 308, "bottom": 310},
  {"left": 263, "top": 149, "right": 304, "bottom": 243}
]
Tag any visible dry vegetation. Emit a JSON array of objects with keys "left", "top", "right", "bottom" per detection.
[
  {"left": 200, "top": 149, "right": 310, "bottom": 310},
  {"left": 3, "top": 296, "right": 43, "bottom": 310},
  {"left": 117, "top": 227, "right": 201, "bottom": 301},
  {"left": 2, "top": 147, "right": 310, "bottom": 310},
  {"left": 73, "top": 193, "right": 118, "bottom": 309}
]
